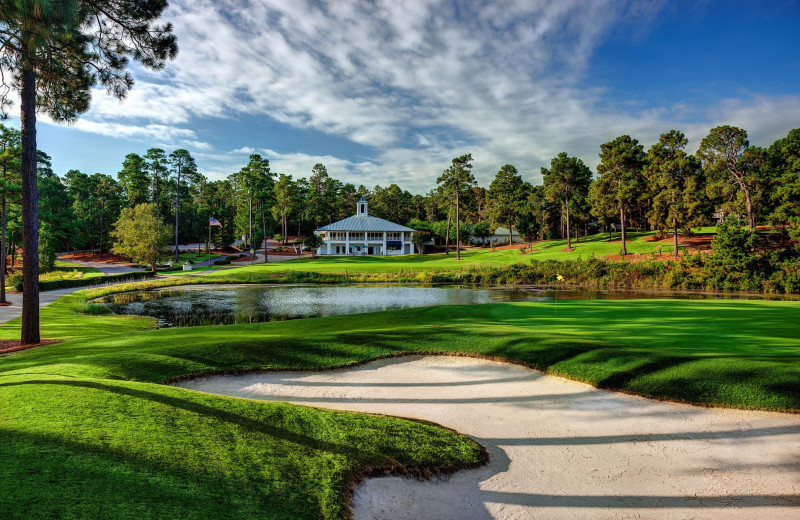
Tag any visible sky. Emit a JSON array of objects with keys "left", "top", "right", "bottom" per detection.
[{"left": 13, "top": 0, "right": 800, "bottom": 193}]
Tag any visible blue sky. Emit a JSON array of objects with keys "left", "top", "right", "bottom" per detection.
[{"left": 15, "top": 0, "right": 800, "bottom": 192}]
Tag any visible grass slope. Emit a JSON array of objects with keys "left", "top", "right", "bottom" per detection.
[
  {"left": 1, "top": 286, "right": 798, "bottom": 519},
  {"left": 211, "top": 231, "right": 699, "bottom": 277}
]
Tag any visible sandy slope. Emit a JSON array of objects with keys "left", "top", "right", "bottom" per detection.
[{"left": 175, "top": 355, "right": 800, "bottom": 519}]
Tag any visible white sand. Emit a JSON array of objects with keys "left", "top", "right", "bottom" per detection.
[{"left": 175, "top": 355, "right": 800, "bottom": 519}]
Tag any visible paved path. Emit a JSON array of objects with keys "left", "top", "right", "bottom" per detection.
[
  {"left": 0, "top": 288, "right": 80, "bottom": 325},
  {"left": 177, "top": 355, "right": 800, "bottom": 520}
]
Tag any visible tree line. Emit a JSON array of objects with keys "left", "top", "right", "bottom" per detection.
[{"left": 0, "top": 124, "right": 798, "bottom": 274}]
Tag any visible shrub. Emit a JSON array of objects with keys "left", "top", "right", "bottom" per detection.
[{"left": 8, "top": 271, "right": 23, "bottom": 292}]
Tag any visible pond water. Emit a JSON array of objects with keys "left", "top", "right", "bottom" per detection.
[
  {"left": 93, "top": 284, "right": 785, "bottom": 328},
  {"left": 93, "top": 285, "right": 543, "bottom": 328}
]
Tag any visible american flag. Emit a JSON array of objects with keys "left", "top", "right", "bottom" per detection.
[{"left": 209, "top": 217, "right": 222, "bottom": 227}]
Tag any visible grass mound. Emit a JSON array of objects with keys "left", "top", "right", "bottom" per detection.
[{"left": 1, "top": 282, "right": 799, "bottom": 518}]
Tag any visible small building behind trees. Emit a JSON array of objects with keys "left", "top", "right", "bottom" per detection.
[{"left": 314, "top": 197, "right": 416, "bottom": 255}]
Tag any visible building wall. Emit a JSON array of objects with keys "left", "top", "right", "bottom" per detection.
[{"left": 315, "top": 230, "right": 415, "bottom": 255}]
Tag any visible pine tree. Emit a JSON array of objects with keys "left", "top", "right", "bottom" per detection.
[
  {"left": 591, "top": 135, "right": 646, "bottom": 256},
  {"left": 437, "top": 154, "right": 475, "bottom": 259},
  {"left": 541, "top": 153, "right": 592, "bottom": 249},
  {"left": 0, "top": 0, "right": 177, "bottom": 344},
  {"left": 644, "top": 130, "right": 707, "bottom": 257},
  {"left": 487, "top": 164, "right": 525, "bottom": 245}
]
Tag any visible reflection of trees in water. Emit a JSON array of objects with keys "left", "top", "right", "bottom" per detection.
[{"left": 95, "top": 286, "right": 545, "bottom": 328}]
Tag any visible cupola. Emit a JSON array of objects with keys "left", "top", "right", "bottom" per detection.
[{"left": 357, "top": 196, "right": 368, "bottom": 216}]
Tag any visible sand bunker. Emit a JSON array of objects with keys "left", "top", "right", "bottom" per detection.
[{"left": 175, "top": 355, "right": 800, "bottom": 519}]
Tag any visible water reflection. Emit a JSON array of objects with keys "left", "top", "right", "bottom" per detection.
[
  {"left": 93, "top": 284, "right": 787, "bottom": 329},
  {"left": 93, "top": 285, "right": 541, "bottom": 328}
]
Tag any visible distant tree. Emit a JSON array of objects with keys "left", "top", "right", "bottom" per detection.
[
  {"left": 472, "top": 221, "right": 493, "bottom": 246},
  {"left": 336, "top": 183, "right": 359, "bottom": 220},
  {"left": 487, "top": 164, "right": 525, "bottom": 245},
  {"left": 144, "top": 148, "right": 169, "bottom": 215},
  {"left": 303, "top": 233, "right": 324, "bottom": 255},
  {"left": 272, "top": 174, "right": 296, "bottom": 243},
  {"left": 94, "top": 174, "right": 122, "bottom": 257},
  {"left": 197, "top": 180, "right": 235, "bottom": 250},
  {"left": 112, "top": 203, "right": 171, "bottom": 272},
  {"left": 168, "top": 149, "right": 199, "bottom": 261},
  {"left": 437, "top": 154, "right": 476, "bottom": 260},
  {"left": 371, "top": 184, "right": 412, "bottom": 223},
  {"left": 0, "top": 0, "right": 177, "bottom": 344},
  {"left": 0, "top": 125, "right": 21, "bottom": 303},
  {"left": 37, "top": 222, "right": 57, "bottom": 271},
  {"left": 517, "top": 184, "right": 545, "bottom": 246},
  {"left": 412, "top": 230, "right": 432, "bottom": 254},
  {"left": 645, "top": 130, "right": 707, "bottom": 257},
  {"left": 118, "top": 153, "right": 150, "bottom": 207},
  {"left": 37, "top": 155, "right": 74, "bottom": 255},
  {"left": 768, "top": 128, "right": 800, "bottom": 243},
  {"left": 293, "top": 177, "right": 309, "bottom": 237},
  {"left": 591, "top": 135, "right": 647, "bottom": 256},
  {"left": 232, "top": 154, "right": 273, "bottom": 256},
  {"left": 542, "top": 153, "right": 592, "bottom": 249},
  {"left": 307, "top": 163, "right": 331, "bottom": 229},
  {"left": 697, "top": 126, "right": 761, "bottom": 231},
  {"left": 702, "top": 215, "right": 760, "bottom": 289}
]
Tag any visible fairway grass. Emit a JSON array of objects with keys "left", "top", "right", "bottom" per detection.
[
  {"left": 208, "top": 230, "right": 702, "bottom": 277},
  {"left": 1, "top": 285, "right": 798, "bottom": 519}
]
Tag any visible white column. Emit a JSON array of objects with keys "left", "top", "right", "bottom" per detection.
[
  {"left": 345, "top": 231, "right": 350, "bottom": 255},
  {"left": 326, "top": 237, "right": 331, "bottom": 255},
  {"left": 383, "top": 232, "right": 387, "bottom": 255}
]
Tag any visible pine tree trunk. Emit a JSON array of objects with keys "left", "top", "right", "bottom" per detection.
[
  {"left": 99, "top": 197, "right": 105, "bottom": 257},
  {"left": 456, "top": 183, "right": 461, "bottom": 260},
  {"left": 565, "top": 195, "right": 572, "bottom": 249},
  {"left": 174, "top": 167, "right": 181, "bottom": 262},
  {"left": 1, "top": 194, "right": 6, "bottom": 304},
  {"left": 673, "top": 218, "right": 679, "bottom": 258},
  {"left": 263, "top": 212, "right": 268, "bottom": 263},
  {"left": 620, "top": 206, "right": 627, "bottom": 256},
  {"left": 20, "top": 63, "right": 40, "bottom": 344},
  {"left": 445, "top": 215, "right": 451, "bottom": 255},
  {"left": 248, "top": 195, "right": 253, "bottom": 262}
]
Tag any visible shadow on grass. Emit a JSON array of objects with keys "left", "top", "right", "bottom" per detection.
[{"left": 0, "top": 379, "right": 369, "bottom": 459}]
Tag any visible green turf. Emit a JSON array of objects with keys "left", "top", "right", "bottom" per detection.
[
  {"left": 53, "top": 260, "right": 105, "bottom": 274},
  {"left": 2, "top": 282, "right": 798, "bottom": 519},
  {"left": 208, "top": 230, "right": 709, "bottom": 277}
]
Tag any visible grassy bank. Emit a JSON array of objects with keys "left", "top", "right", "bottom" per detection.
[{"left": 2, "top": 285, "right": 799, "bottom": 519}]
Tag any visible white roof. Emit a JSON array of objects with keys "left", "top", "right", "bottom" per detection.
[{"left": 316, "top": 215, "right": 415, "bottom": 233}]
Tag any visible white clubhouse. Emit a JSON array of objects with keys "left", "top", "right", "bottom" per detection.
[{"left": 314, "top": 197, "right": 416, "bottom": 255}]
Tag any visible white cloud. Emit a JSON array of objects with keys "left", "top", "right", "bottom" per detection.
[{"left": 48, "top": 0, "right": 799, "bottom": 192}]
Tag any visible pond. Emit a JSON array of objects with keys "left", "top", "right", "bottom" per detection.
[
  {"left": 93, "top": 284, "right": 782, "bottom": 328},
  {"left": 93, "top": 284, "right": 544, "bottom": 327}
]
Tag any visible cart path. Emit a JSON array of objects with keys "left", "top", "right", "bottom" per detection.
[{"left": 175, "top": 355, "right": 800, "bottom": 520}]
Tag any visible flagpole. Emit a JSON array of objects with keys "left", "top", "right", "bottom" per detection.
[{"left": 208, "top": 217, "right": 211, "bottom": 268}]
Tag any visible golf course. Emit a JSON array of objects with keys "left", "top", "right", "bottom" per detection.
[{"left": 1, "top": 275, "right": 799, "bottom": 518}]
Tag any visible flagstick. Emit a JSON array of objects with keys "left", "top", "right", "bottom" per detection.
[{"left": 208, "top": 217, "right": 211, "bottom": 268}]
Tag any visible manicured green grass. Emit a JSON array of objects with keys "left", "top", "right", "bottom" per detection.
[
  {"left": 44, "top": 262, "right": 106, "bottom": 281},
  {"left": 2, "top": 282, "right": 798, "bottom": 519},
  {"left": 53, "top": 260, "right": 105, "bottom": 275},
  {"left": 210, "top": 230, "right": 710, "bottom": 277}
]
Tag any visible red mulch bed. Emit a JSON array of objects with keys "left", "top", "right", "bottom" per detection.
[{"left": 0, "top": 339, "right": 61, "bottom": 355}]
